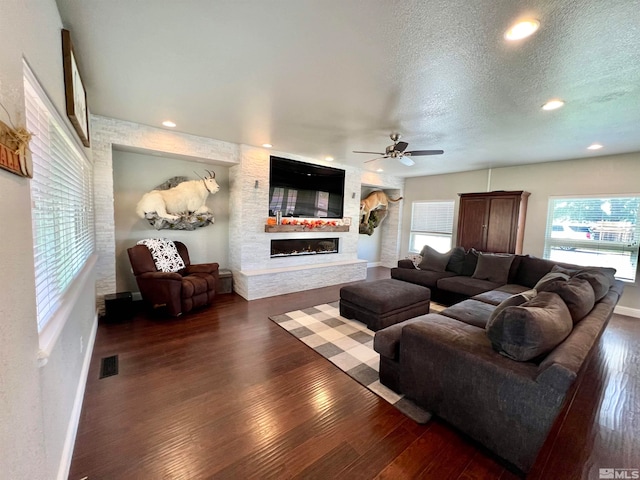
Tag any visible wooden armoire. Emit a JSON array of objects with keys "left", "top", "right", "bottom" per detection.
[{"left": 456, "top": 190, "right": 530, "bottom": 254}]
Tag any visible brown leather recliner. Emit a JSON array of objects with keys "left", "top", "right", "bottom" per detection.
[{"left": 127, "top": 241, "right": 219, "bottom": 316}]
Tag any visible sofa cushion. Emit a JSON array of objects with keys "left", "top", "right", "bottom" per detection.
[
  {"left": 373, "top": 314, "right": 440, "bottom": 359},
  {"left": 486, "top": 291, "right": 573, "bottom": 362},
  {"left": 534, "top": 271, "right": 570, "bottom": 291},
  {"left": 391, "top": 267, "right": 456, "bottom": 288},
  {"left": 461, "top": 248, "right": 480, "bottom": 276},
  {"left": 507, "top": 254, "right": 526, "bottom": 284},
  {"left": 574, "top": 269, "right": 615, "bottom": 302},
  {"left": 550, "top": 264, "right": 616, "bottom": 302},
  {"left": 437, "top": 275, "right": 502, "bottom": 297},
  {"left": 538, "top": 277, "right": 596, "bottom": 323},
  {"left": 472, "top": 289, "right": 515, "bottom": 306},
  {"left": 513, "top": 256, "right": 557, "bottom": 288},
  {"left": 445, "top": 246, "right": 466, "bottom": 275},
  {"left": 495, "top": 284, "right": 532, "bottom": 295},
  {"left": 472, "top": 253, "right": 515, "bottom": 284},
  {"left": 473, "top": 284, "right": 531, "bottom": 306},
  {"left": 550, "top": 264, "right": 580, "bottom": 276},
  {"left": 418, "top": 245, "right": 452, "bottom": 272},
  {"left": 439, "top": 299, "right": 496, "bottom": 328},
  {"left": 397, "top": 258, "right": 417, "bottom": 269},
  {"left": 485, "top": 288, "right": 537, "bottom": 330}
]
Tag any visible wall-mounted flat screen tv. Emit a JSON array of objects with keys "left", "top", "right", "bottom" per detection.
[{"left": 269, "top": 156, "right": 345, "bottom": 218}]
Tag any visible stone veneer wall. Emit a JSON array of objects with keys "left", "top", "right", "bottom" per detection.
[
  {"left": 229, "top": 145, "right": 367, "bottom": 300},
  {"left": 90, "top": 115, "right": 239, "bottom": 311}
]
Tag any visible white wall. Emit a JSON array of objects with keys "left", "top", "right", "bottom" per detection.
[
  {"left": 0, "top": 0, "right": 97, "bottom": 478},
  {"left": 113, "top": 150, "right": 230, "bottom": 293},
  {"left": 401, "top": 153, "right": 640, "bottom": 311}
]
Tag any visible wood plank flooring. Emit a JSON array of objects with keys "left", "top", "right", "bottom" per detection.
[{"left": 69, "top": 268, "right": 639, "bottom": 479}]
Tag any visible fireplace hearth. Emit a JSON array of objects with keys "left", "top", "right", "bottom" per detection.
[{"left": 271, "top": 238, "right": 339, "bottom": 258}]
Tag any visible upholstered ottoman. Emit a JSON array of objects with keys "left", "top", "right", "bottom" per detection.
[{"left": 340, "top": 279, "right": 431, "bottom": 331}]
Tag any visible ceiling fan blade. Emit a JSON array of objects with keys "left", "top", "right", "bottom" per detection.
[
  {"left": 364, "top": 156, "right": 388, "bottom": 163},
  {"left": 353, "top": 150, "right": 385, "bottom": 155},
  {"left": 405, "top": 149, "right": 444, "bottom": 156},
  {"left": 394, "top": 141, "right": 409, "bottom": 153},
  {"left": 398, "top": 156, "right": 415, "bottom": 166}
]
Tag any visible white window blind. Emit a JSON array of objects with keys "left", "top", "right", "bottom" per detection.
[
  {"left": 24, "top": 69, "right": 95, "bottom": 331},
  {"left": 409, "top": 201, "right": 455, "bottom": 253},
  {"left": 543, "top": 196, "right": 639, "bottom": 282}
]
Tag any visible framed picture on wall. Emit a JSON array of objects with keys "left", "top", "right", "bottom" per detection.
[{"left": 62, "top": 29, "right": 90, "bottom": 147}]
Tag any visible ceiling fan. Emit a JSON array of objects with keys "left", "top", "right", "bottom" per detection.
[{"left": 353, "top": 132, "right": 444, "bottom": 166}]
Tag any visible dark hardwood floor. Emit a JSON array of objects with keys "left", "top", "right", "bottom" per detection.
[{"left": 69, "top": 268, "right": 639, "bottom": 479}]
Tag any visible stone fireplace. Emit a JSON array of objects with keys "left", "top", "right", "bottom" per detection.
[{"left": 271, "top": 238, "right": 339, "bottom": 258}]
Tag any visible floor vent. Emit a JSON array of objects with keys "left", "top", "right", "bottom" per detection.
[{"left": 99, "top": 355, "right": 119, "bottom": 379}]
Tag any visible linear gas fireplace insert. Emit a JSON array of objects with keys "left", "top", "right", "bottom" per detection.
[{"left": 271, "top": 238, "right": 339, "bottom": 258}]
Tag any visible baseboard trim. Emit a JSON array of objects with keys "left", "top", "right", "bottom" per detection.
[
  {"left": 614, "top": 305, "right": 640, "bottom": 318},
  {"left": 57, "top": 311, "right": 98, "bottom": 480}
]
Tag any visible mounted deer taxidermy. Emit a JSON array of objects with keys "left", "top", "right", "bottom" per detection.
[{"left": 136, "top": 171, "right": 220, "bottom": 230}]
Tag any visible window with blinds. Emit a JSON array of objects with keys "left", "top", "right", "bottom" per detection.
[
  {"left": 24, "top": 67, "right": 95, "bottom": 331},
  {"left": 543, "top": 196, "right": 639, "bottom": 282},
  {"left": 409, "top": 200, "right": 455, "bottom": 253}
]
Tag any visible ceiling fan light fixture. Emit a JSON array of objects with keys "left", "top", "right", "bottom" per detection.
[
  {"left": 325, "top": 156, "right": 334, "bottom": 161},
  {"left": 504, "top": 19, "right": 540, "bottom": 41},
  {"left": 587, "top": 143, "right": 603, "bottom": 150},
  {"left": 262, "top": 143, "right": 273, "bottom": 148},
  {"left": 542, "top": 99, "right": 565, "bottom": 111},
  {"left": 376, "top": 168, "right": 384, "bottom": 172},
  {"left": 162, "top": 120, "right": 176, "bottom": 128}
]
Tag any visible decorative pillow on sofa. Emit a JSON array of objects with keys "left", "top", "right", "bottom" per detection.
[
  {"left": 486, "top": 291, "right": 573, "bottom": 362},
  {"left": 574, "top": 269, "right": 615, "bottom": 302},
  {"left": 445, "top": 246, "right": 466, "bottom": 275},
  {"left": 537, "top": 277, "right": 595, "bottom": 323},
  {"left": 405, "top": 254, "right": 423, "bottom": 269},
  {"left": 551, "top": 264, "right": 616, "bottom": 302},
  {"left": 461, "top": 248, "right": 480, "bottom": 276},
  {"left": 485, "top": 288, "right": 537, "bottom": 330},
  {"left": 534, "top": 271, "right": 570, "bottom": 291},
  {"left": 472, "top": 253, "right": 515, "bottom": 284},
  {"left": 417, "top": 245, "right": 453, "bottom": 272}
]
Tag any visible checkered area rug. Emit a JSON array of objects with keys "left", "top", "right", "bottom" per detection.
[{"left": 270, "top": 301, "right": 438, "bottom": 424}]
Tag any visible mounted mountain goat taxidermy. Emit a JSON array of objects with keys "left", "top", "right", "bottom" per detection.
[{"left": 136, "top": 170, "right": 220, "bottom": 221}]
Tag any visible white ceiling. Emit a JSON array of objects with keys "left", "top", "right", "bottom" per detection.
[{"left": 55, "top": 0, "right": 640, "bottom": 178}]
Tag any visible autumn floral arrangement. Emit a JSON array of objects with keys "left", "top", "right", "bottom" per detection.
[{"left": 266, "top": 218, "right": 342, "bottom": 229}]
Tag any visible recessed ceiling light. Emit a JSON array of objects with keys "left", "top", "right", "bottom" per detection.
[
  {"left": 504, "top": 19, "right": 540, "bottom": 41},
  {"left": 376, "top": 168, "right": 384, "bottom": 172},
  {"left": 162, "top": 120, "right": 176, "bottom": 128},
  {"left": 325, "top": 156, "right": 334, "bottom": 161},
  {"left": 262, "top": 143, "right": 272, "bottom": 148},
  {"left": 542, "top": 99, "right": 565, "bottom": 111},
  {"left": 587, "top": 143, "right": 603, "bottom": 150}
]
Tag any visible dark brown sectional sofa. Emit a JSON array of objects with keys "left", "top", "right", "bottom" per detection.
[{"left": 375, "top": 247, "right": 624, "bottom": 473}]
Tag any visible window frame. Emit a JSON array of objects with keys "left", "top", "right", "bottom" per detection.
[
  {"left": 24, "top": 61, "right": 97, "bottom": 363},
  {"left": 543, "top": 194, "right": 640, "bottom": 283},
  {"left": 408, "top": 200, "right": 455, "bottom": 254}
]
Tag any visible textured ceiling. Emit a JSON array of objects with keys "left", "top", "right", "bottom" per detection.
[{"left": 55, "top": 0, "right": 640, "bottom": 177}]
